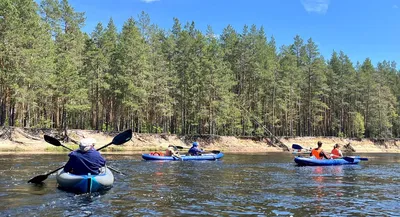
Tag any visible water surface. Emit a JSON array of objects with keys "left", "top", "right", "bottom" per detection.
[{"left": 0, "top": 153, "right": 399, "bottom": 216}]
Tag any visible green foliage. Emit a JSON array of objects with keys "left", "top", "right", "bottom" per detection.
[
  {"left": 1, "top": 1, "right": 399, "bottom": 139},
  {"left": 353, "top": 112, "right": 365, "bottom": 138}
]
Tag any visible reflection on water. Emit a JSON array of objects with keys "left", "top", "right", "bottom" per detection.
[{"left": 0, "top": 153, "right": 399, "bottom": 216}]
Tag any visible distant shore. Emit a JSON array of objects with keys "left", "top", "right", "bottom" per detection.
[{"left": 0, "top": 128, "right": 399, "bottom": 153}]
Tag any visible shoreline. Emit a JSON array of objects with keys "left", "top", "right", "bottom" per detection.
[{"left": 0, "top": 128, "right": 399, "bottom": 154}]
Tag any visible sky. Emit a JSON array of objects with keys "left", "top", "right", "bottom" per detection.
[{"left": 46, "top": 0, "right": 400, "bottom": 67}]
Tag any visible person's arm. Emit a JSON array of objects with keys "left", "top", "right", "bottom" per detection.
[
  {"left": 94, "top": 151, "right": 106, "bottom": 166},
  {"left": 195, "top": 147, "right": 203, "bottom": 154},
  {"left": 64, "top": 153, "right": 74, "bottom": 173},
  {"left": 338, "top": 150, "right": 343, "bottom": 157},
  {"left": 97, "top": 151, "right": 106, "bottom": 166},
  {"left": 172, "top": 149, "right": 180, "bottom": 157},
  {"left": 100, "top": 155, "right": 106, "bottom": 166},
  {"left": 321, "top": 151, "right": 330, "bottom": 159}
]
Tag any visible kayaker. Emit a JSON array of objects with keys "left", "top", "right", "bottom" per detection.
[
  {"left": 330, "top": 144, "right": 343, "bottom": 159},
  {"left": 64, "top": 138, "right": 106, "bottom": 175},
  {"left": 188, "top": 142, "right": 204, "bottom": 156},
  {"left": 310, "top": 141, "right": 330, "bottom": 159},
  {"left": 165, "top": 145, "right": 182, "bottom": 159}
]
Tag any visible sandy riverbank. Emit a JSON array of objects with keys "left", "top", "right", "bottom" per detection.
[{"left": 0, "top": 128, "right": 399, "bottom": 153}]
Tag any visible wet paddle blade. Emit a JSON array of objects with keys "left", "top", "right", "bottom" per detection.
[
  {"left": 292, "top": 144, "right": 303, "bottom": 150},
  {"left": 343, "top": 157, "right": 355, "bottom": 162},
  {"left": 343, "top": 156, "right": 369, "bottom": 162},
  {"left": 112, "top": 129, "right": 133, "bottom": 145},
  {"left": 28, "top": 174, "right": 49, "bottom": 184},
  {"left": 44, "top": 135, "right": 62, "bottom": 147}
]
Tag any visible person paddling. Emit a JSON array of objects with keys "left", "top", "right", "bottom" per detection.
[
  {"left": 331, "top": 144, "right": 343, "bottom": 159},
  {"left": 165, "top": 144, "right": 182, "bottom": 160},
  {"left": 310, "top": 141, "right": 330, "bottom": 159},
  {"left": 64, "top": 138, "right": 106, "bottom": 175},
  {"left": 188, "top": 142, "right": 204, "bottom": 156}
]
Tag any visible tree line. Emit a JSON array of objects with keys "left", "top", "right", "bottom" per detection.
[{"left": 1, "top": 0, "right": 399, "bottom": 138}]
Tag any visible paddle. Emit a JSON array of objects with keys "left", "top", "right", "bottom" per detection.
[
  {"left": 28, "top": 129, "right": 132, "bottom": 183},
  {"left": 27, "top": 166, "right": 65, "bottom": 184},
  {"left": 292, "top": 144, "right": 304, "bottom": 150},
  {"left": 44, "top": 135, "right": 70, "bottom": 150},
  {"left": 44, "top": 135, "right": 126, "bottom": 175},
  {"left": 174, "top": 146, "right": 220, "bottom": 154},
  {"left": 342, "top": 156, "right": 369, "bottom": 162}
]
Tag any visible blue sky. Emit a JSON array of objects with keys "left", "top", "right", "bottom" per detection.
[{"left": 53, "top": 0, "right": 400, "bottom": 66}]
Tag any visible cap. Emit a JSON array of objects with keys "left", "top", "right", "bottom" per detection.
[{"left": 79, "top": 138, "right": 96, "bottom": 152}]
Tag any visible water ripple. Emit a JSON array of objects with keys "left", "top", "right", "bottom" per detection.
[{"left": 0, "top": 153, "right": 399, "bottom": 216}]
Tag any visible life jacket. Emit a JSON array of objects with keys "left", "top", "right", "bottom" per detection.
[
  {"left": 311, "top": 148, "right": 323, "bottom": 159},
  {"left": 150, "top": 151, "right": 164, "bottom": 156},
  {"left": 331, "top": 148, "right": 341, "bottom": 159}
]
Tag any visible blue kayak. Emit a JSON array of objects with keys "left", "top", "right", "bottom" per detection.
[
  {"left": 56, "top": 167, "right": 114, "bottom": 193},
  {"left": 294, "top": 156, "right": 361, "bottom": 166},
  {"left": 142, "top": 152, "right": 224, "bottom": 161}
]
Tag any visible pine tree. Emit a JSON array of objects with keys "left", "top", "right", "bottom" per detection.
[{"left": 40, "top": 0, "right": 86, "bottom": 130}]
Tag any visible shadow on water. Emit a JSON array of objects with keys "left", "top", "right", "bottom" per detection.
[{"left": 0, "top": 153, "right": 399, "bottom": 216}]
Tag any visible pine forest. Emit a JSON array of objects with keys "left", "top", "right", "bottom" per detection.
[{"left": 1, "top": 0, "right": 400, "bottom": 139}]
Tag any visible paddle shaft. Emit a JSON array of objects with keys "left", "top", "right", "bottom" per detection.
[
  {"left": 97, "top": 142, "right": 113, "bottom": 151},
  {"left": 343, "top": 156, "right": 368, "bottom": 162},
  {"left": 45, "top": 166, "right": 65, "bottom": 176},
  {"left": 175, "top": 146, "right": 220, "bottom": 153}
]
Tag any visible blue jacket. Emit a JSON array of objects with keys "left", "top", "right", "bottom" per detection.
[
  {"left": 188, "top": 146, "right": 203, "bottom": 156},
  {"left": 64, "top": 149, "right": 106, "bottom": 175}
]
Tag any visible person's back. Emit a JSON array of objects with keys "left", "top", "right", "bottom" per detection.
[
  {"left": 331, "top": 144, "right": 343, "bottom": 159},
  {"left": 165, "top": 145, "right": 180, "bottom": 158},
  {"left": 64, "top": 138, "right": 106, "bottom": 175},
  {"left": 188, "top": 142, "right": 203, "bottom": 156},
  {"left": 311, "top": 148, "right": 323, "bottom": 159},
  {"left": 310, "top": 141, "right": 329, "bottom": 159}
]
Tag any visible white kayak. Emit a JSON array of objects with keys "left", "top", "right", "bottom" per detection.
[{"left": 56, "top": 167, "right": 114, "bottom": 193}]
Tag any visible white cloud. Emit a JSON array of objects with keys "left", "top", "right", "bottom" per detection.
[
  {"left": 393, "top": 5, "right": 399, "bottom": 9},
  {"left": 141, "top": 0, "right": 159, "bottom": 3},
  {"left": 301, "top": 0, "right": 330, "bottom": 14}
]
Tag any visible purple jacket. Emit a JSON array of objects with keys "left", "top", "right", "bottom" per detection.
[
  {"left": 64, "top": 149, "right": 106, "bottom": 175},
  {"left": 188, "top": 146, "right": 203, "bottom": 156}
]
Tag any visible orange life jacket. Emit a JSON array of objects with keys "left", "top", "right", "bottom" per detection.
[
  {"left": 331, "top": 148, "right": 341, "bottom": 159},
  {"left": 150, "top": 151, "right": 164, "bottom": 156},
  {"left": 311, "top": 148, "right": 323, "bottom": 159}
]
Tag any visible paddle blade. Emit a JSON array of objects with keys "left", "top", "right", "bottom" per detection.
[
  {"left": 343, "top": 156, "right": 368, "bottom": 162},
  {"left": 28, "top": 174, "right": 49, "bottom": 184},
  {"left": 44, "top": 135, "right": 62, "bottom": 147},
  {"left": 112, "top": 129, "right": 133, "bottom": 145},
  {"left": 343, "top": 157, "right": 355, "bottom": 162},
  {"left": 292, "top": 144, "right": 303, "bottom": 150}
]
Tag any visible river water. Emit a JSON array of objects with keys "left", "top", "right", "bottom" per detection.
[{"left": 0, "top": 152, "right": 399, "bottom": 216}]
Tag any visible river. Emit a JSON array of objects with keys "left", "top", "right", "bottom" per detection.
[{"left": 0, "top": 153, "right": 399, "bottom": 216}]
